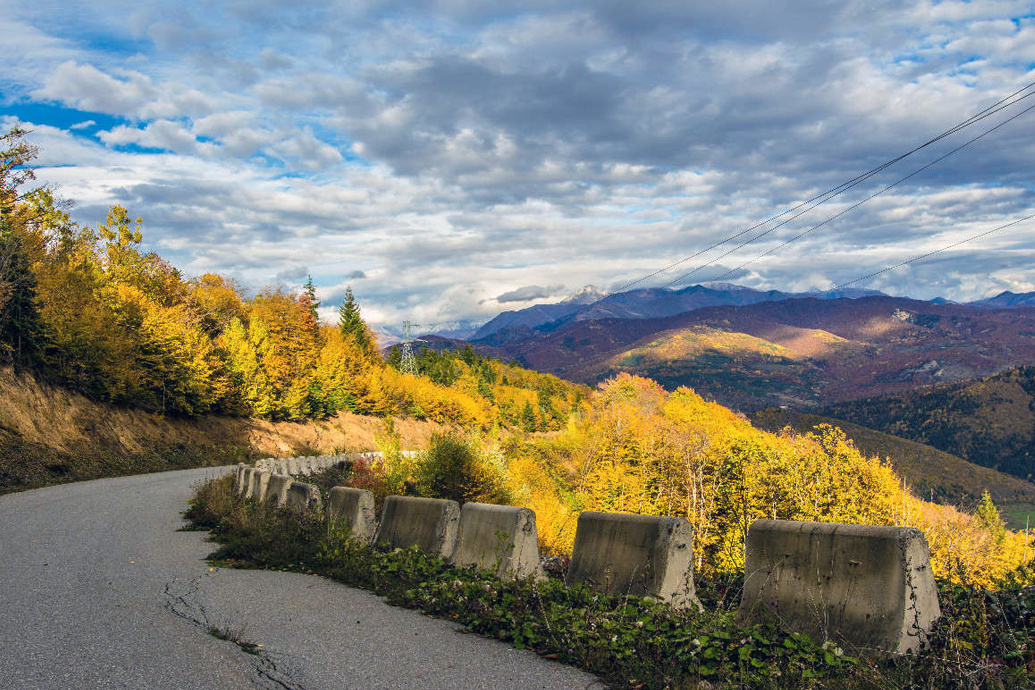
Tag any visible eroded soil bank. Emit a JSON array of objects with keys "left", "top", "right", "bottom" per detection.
[{"left": 0, "top": 366, "right": 444, "bottom": 494}]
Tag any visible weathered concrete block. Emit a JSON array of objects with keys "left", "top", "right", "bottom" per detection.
[
  {"left": 374, "top": 496, "right": 460, "bottom": 559},
  {"left": 284, "top": 458, "right": 298, "bottom": 475},
  {"left": 248, "top": 468, "right": 264, "bottom": 499},
  {"left": 234, "top": 464, "right": 248, "bottom": 494},
  {"left": 285, "top": 481, "right": 323, "bottom": 515},
  {"left": 565, "top": 511, "right": 701, "bottom": 610},
  {"left": 454, "top": 503, "right": 543, "bottom": 579},
  {"left": 328, "top": 487, "right": 377, "bottom": 542},
  {"left": 738, "top": 520, "right": 941, "bottom": 654},
  {"left": 266, "top": 474, "right": 292, "bottom": 507},
  {"left": 240, "top": 468, "right": 255, "bottom": 497},
  {"left": 252, "top": 471, "right": 271, "bottom": 502}
]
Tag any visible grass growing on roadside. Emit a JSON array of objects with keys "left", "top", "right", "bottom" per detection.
[{"left": 185, "top": 474, "right": 1035, "bottom": 689}]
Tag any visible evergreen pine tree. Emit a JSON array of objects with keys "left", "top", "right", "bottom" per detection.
[
  {"left": 303, "top": 275, "right": 320, "bottom": 322},
  {"left": 337, "top": 285, "right": 370, "bottom": 351}
]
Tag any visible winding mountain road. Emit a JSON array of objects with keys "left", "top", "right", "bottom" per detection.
[{"left": 0, "top": 468, "right": 604, "bottom": 689}]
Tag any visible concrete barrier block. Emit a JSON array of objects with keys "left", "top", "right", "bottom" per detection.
[
  {"left": 234, "top": 464, "right": 248, "bottom": 494},
  {"left": 237, "top": 466, "right": 250, "bottom": 496},
  {"left": 283, "top": 458, "right": 297, "bottom": 475},
  {"left": 285, "top": 481, "right": 323, "bottom": 515},
  {"left": 374, "top": 496, "right": 460, "bottom": 559},
  {"left": 248, "top": 468, "right": 265, "bottom": 499},
  {"left": 253, "top": 471, "right": 271, "bottom": 502},
  {"left": 266, "top": 474, "right": 292, "bottom": 507},
  {"left": 565, "top": 511, "right": 701, "bottom": 610},
  {"left": 738, "top": 520, "right": 941, "bottom": 654},
  {"left": 454, "top": 503, "right": 543, "bottom": 579},
  {"left": 328, "top": 487, "right": 377, "bottom": 542},
  {"left": 241, "top": 468, "right": 255, "bottom": 498}
]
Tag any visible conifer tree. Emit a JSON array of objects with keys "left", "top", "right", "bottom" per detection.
[
  {"left": 338, "top": 285, "right": 370, "bottom": 351},
  {"left": 303, "top": 275, "right": 320, "bottom": 322}
]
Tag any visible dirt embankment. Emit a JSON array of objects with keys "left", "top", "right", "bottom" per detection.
[{"left": 0, "top": 366, "right": 445, "bottom": 494}]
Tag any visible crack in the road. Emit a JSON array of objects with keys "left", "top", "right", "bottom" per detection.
[{"left": 163, "top": 577, "right": 310, "bottom": 690}]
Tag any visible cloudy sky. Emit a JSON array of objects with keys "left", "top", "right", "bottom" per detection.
[{"left": 2, "top": 0, "right": 1033, "bottom": 331}]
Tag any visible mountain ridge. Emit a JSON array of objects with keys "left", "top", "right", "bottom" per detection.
[{"left": 470, "top": 282, "right": 887, "bottom": 340}]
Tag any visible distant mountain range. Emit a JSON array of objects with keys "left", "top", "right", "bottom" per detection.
[
  {"left": 970, "top": 290, "right": 1035, "bottom": 309},
  {"left": 405, "top": 283, "right": 1035, "bottom": 411},
  {"left": 411, "top": 284, "right": 1035, "bottom": 345},
  {"left": 402, "top": 282, "right": 1035, "bottom": 487},
  {"left": 400, "top": 283, "right": 1035, "bottom": 414},
  {"left": 469, "top": 282, "right": 885, "bottom": 340}
]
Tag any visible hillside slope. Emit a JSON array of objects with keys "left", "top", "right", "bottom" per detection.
[
  {"left": 0, "top": 366, "right": 445, "bottom": 494},
  {"left": 821, "top": 366, "right": 1035, "bottom": 483},
  {"left": 752, "top": 408, "right": 1035, "bottom": 527}
]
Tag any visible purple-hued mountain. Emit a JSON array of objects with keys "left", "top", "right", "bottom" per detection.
[
  {"left": 472, "top": 283, "right": 884, "bottom": 340},
  {"left": 969, "top": 291, "right": 1035, "bottom": 309}
]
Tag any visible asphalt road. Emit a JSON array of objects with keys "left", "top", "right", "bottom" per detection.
[{"left": 0, "top": 468, "right": 604, "bottom": 689}]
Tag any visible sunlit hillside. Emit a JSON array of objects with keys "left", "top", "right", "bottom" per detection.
[
  {"left": 753, "top": 407, "right": 1035, "bottom": 528},
  {"left": 361, "top": 374, "right": 1032, "bottom": 590}
]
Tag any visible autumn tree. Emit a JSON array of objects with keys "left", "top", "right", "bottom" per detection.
[{"left": 0, "top": 128, "right": 54, "bottom": 364}]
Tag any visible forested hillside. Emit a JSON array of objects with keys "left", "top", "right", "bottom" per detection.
[
  {"left": 753, "top": 408, "right": 1035, "bottom": 525},
  {"left": 822, "top": 366, "right": 1035, "bottom": 482},
  {"left": 347, "top": 374, "right": 1031, "bottom": 589},
  {"left": 0, "top": 129, "right": 585, "bottom": 431}
]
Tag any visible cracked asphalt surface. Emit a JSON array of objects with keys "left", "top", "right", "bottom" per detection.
[{"left": 0, "top": 467, "right": 605, "bottom": 689}]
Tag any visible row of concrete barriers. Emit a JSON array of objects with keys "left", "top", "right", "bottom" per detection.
[
  {"left": 233, "top": 463, "right": 940, "bottom": 654},
  {"left": 254, "top": 451, "right": 419, "bottom": 476}
]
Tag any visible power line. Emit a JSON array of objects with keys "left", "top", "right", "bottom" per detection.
[
  {"left": 667, "top": 88, "right": 1035, "bottom": 288},
  {"left": 693, "top": 99, "right": 1035, "bottom": 286},
  {"left": 613, "top": 79, "right": 1035, "bottom": 293},
  {"left": 826, "top": 212, "right": 1035, "bottom": 294}
]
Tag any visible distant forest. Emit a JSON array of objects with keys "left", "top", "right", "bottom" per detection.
[{"left": 823, "top": 366, "right": 1035, "bottom": 481}]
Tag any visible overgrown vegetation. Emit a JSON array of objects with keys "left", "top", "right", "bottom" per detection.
[
  {"left": 186, "top": 473, "right": 1035, "bottom": 689},
  {"left": 478, "top": 374, "right": 1030, "bottom": 587}
]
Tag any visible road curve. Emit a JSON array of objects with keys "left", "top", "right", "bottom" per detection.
[{"left": 0, "top": 468, "right": 604, "bottom": 690}]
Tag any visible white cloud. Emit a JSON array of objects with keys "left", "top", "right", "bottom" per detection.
[
  {"left": 99, "top": 120, "right": 219, "bottom": 156},
  {"left": 268, "top": 128, "right": 344, "bottom": 171},
  {"left": 34, "top": 61, "right": 159, "bottom": 115},
  {"left": 33, "top": 61, "right": 216, "bottom": 120}
]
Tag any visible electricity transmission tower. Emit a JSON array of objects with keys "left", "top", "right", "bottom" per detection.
[{"left": 401, "top": 321, "right": 420, "bottom": 375}]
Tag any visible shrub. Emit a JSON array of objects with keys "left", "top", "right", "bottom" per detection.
[{"left": 415, "top": 432, "right": 509, "bottom": 505}]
